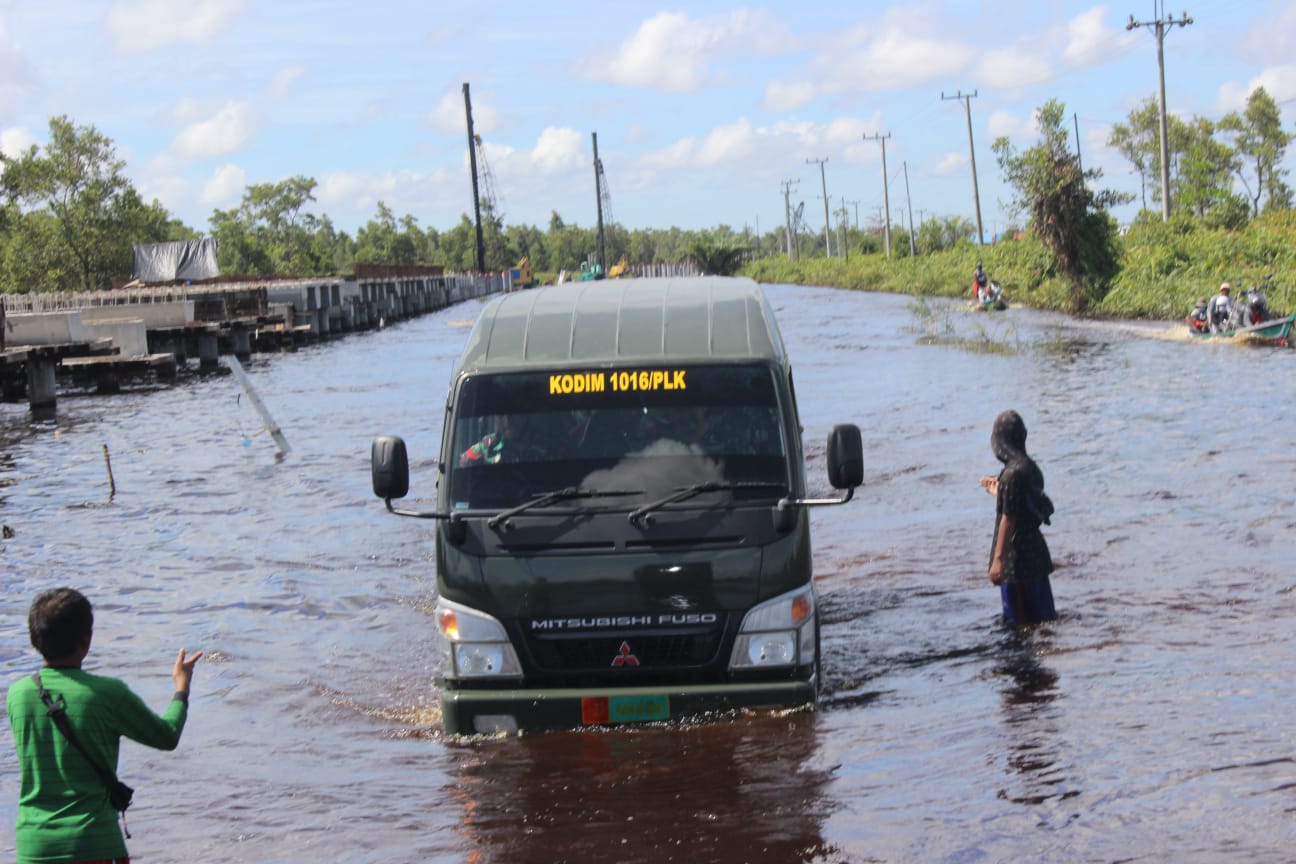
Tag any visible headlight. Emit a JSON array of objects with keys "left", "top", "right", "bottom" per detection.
[
  {"left": 728, "top": 587, "right": 816, "bottom": 670},
  {"left": 435, "top": 598, "right": 522, "bottom": 679}
]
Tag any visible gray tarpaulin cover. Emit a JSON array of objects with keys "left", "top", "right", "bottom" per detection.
[{"left": 131, "top": 238, "right": 220, "bottom": 282}]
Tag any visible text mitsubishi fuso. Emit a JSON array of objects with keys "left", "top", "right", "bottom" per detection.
[{"left": 370, "top": 277, "right": 862, "bottom": 735}]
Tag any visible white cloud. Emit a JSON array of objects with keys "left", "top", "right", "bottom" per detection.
[
  {"left": 585, "top": 9, "right": 786, "bottom": 93},
  {"left": 637, "top": 115, "right": 879, "bottom": 174},
  {"left": 317, "top": 171, "right": 372, "bottom": 206},
  {"left": 696, "top": 118, "right": 756, "bottom": 166},
  {"left": 1064, "top": 6, "right": 1134, "bottom": 68},
  {"left": 171, "top": 101, "right": 254, "bottom": 160},
  {"left": 764, "top": 80, "right": 815, "bottom": 112},
  {"left": 268, "top": 65, "right": 304, "bottom": 99},
  {"left": 987, "top": 109, "right": 1035, "bottom": 142},
  {"left": 200, "top": 163, "right": 246, "bottom": 205},
  {"left": 315, "top": 167, "right": 455, "bottom": 224},
  {"left": 138, "top": 175, "right": 190, "bottom": 212},
  {"left": 429, "top": 87, "right": 497, "bottom": 136},
  {"left": 809, "top": 17, "right": 974, "bottom": 94},
  {"left": 978, "top": 43, "right": 1054, "bottom": 90},
  {"left": 169, "top": 96, "right": 205, "bottom": 124},
  {"left": 0, "top": 126, "right": 36, "bottom": 158},
  {"left": 530, "top": 127, "right": 583, "bottom": 174},
  {"left": 1215, "top": 66, "right": 1296, "bottom": 112},
  {"left": 934, "top": 152, "right": 968, "bottom": 176},
  {"left": 105, "top": 0, "right": 247, "bottom": 54},
  {"left": 765, "top": 119, "right": 821, "bottom": 150},
  {"left": 825, "top": 116, "right": 874, "bottom": 148},
  {"left": 623, "top": 123, "right": 653, "bottom": 146},
  {"left": 640, "top": 137, "right": 697, "bottom": 169}
]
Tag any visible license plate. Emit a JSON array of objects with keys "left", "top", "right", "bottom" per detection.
[{"left": 608, "top": 695, "right": 669, "bottom": 723}]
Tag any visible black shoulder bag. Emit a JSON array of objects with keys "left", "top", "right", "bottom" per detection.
[{"left": 32, "top": 671, "right": 133, "bottom": 837}]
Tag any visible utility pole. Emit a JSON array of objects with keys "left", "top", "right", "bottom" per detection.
[
  {"left": 942, "top": 89, "right": 984, "bottom": 246},
  {"left": 1128, "top": 4, "right": 1192, "bottom": 222},
  {"left": 902, "top": 161, "right": 917, "bottom": 257},
  {"left": 844, "top": 199, "right": 861, "bottom": 230},
  {"left": 864, "top": 133, "right": 893, "bottom": 258},
  {"left": 806, "top": 157, "right": 831, "bottom": 257},
  {"left": 462, "top": 82, "right": 486, "bottom": 272},
  {"left": 780, "top": 179, "right": 799, "bottom": 260},
  {"left": 592, "top": 132, "right": 606, "bottom": 274},
  {"left": 1074, "top": 112, "right": 1084, "bottom": 176},
  {"left": 839, "top": 199, "right": 855, "bottom": 261}
]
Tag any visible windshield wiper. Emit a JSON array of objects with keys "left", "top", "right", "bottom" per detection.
[
  {"left": 488, "top": 487, "right": 642, "bottom": 530},
  {"left": 628, "top": 481, "right": 787, "bottom": 526}
]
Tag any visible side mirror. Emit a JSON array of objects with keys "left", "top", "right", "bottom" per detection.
[
  {"left": 371, "top": 435, "right": 410, "bottom": 499},
  {"left": 826, "top": 424, "right": 863, "bottom": 490}
]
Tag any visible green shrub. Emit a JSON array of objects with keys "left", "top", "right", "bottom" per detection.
[{"left": 744, "top": 212, "right": 1296, "bottom": 320}]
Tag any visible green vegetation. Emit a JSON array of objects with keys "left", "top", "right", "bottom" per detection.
[
  {"left": 3, "top": 89, "right": 1296, "bottom": 325},
  {"left": 741, "top": 212, "right": 1296, "bottom": 320},
  {"left": 0, "top": 116, "right": 191, "bottom": 293},
  {"left": 991, "top": 99, "right": 1127, "bottom": 313}
]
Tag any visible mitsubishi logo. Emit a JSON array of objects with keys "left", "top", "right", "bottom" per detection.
[{"left": 611, "top": 641, "right": 640, "bottom": 667}]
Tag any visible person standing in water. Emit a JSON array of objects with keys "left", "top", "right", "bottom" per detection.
[
  {"left": 978, "top": 410, "right": 1057, "bottom": 625},
  {"left": 7, "top": 587, "right": 203, "bottom": 864}
]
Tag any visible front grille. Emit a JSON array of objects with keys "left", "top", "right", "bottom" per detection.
[{"left": 525, "top": 629, "right": 724, "bottom": 672}]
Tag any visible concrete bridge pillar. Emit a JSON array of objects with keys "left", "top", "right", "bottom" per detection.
[
  {"left": 198, "top": 329, "right": 220, "bottom": 370},
  {"left": 230, "top": 324, "right": 252, "bottom": 360},
  {"left": 26, "top": 355, "right": 57, "bottom": 413}
]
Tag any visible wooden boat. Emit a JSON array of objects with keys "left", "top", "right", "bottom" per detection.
[{"left": 1187, "top": 313, "right": 1294, "bottom": 347}]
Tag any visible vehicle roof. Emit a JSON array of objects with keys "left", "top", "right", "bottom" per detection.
[{"left": 456, "top": 276, "right": 788, "bottom": 373}]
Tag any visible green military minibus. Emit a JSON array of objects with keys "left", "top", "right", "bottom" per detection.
[{"left": 371, "top": 276, "right": 862, "bottom": 735}]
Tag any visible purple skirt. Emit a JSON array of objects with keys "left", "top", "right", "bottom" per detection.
[{"left": 1000, "top": 577, "right": 1057, "bottom": 626}]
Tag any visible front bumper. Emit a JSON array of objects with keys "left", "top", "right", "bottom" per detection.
[{"left": 440, "top": 678, "right": 816, "bottom": 736}]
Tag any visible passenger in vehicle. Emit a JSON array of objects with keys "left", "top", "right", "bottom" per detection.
[{"left": 458, "top": 414, "right": 546, "bottom": 466}]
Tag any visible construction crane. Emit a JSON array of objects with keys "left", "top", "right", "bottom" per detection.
[
  {"left": 463, "top": 82, "right": 485, "bottom": 272},
  {"left": 596, "top": 151, "right": 614, "bottom": 229},
  {"left": 473, "top": 133, "right": 503, "bottom": 221}
]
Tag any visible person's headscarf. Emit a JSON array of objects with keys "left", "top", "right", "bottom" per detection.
[
  {"left": 991, "top": 409, "right": 1053, "bottom": 525},
  {"left": 991, "top": 409, "right": 1029, "bottom": 464}
]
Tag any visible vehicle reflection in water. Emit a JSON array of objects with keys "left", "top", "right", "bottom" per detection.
[{"left": 447, "top": 712, "right": 843, "bottom": 863}]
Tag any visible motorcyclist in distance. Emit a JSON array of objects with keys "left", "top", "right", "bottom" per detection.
[
  {"left": 973, "top": 262, "right": 988, "bottom": 302},
  {"left": 1242, "top": 283, "right": 1270, "bottom": 326},
  {"left": 1207, "top": 282, "right": 1233, "bottom": 333}
]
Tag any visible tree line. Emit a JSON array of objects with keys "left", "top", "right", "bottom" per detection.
[
  {"left": 0, "top": 116, "right": 764, "bottom": 293},
  {"left": 1, "top": 88, "right": 1291, "bottom": 302}
]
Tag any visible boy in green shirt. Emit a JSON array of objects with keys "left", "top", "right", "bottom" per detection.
[{"left": 7, "top": 588, "right": 202, "bottom": 864}]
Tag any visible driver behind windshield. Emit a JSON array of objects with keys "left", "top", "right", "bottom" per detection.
[{"left": 458, "top": 414, "right": 544, "bottom": 466}]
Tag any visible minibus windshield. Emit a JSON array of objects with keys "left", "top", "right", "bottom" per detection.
[{"left": 448, "top": 364, "right": 789, "bottom": 511}]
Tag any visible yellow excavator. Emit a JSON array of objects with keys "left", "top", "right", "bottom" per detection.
[
  {"left": 607, "top": 256, "right": 631, "bottom": 279},
  {"left": 509, "top": 256, "right": 540, "bottom": 289}
]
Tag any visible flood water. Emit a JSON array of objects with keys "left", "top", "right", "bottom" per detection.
[{"left": 2, "top": 284, "right": 1294, "bottom": 863}]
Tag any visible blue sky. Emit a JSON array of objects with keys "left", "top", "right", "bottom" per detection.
[{"left": 2, "top": 0, "right": 1295, "bottom": 240}]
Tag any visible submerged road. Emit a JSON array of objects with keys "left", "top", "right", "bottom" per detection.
[{"left": 2, "top": 284, "right": 1294, "bottom": 862}]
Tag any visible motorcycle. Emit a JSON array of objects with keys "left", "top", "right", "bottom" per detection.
[{"left": 972, "top": 279, "right": 1006, "bottom": 311}]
